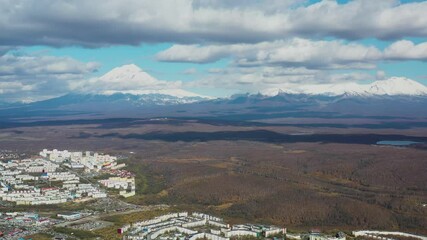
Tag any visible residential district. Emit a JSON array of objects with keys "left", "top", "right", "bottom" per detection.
[
  {"left": 116, "top": 212, "right": 427, "bottom": 240},
  {"left": 0, "top": 149, "right": 136, "bottom": 206},
  {"left": 1, "top": 210, "right": 427, "bottom": 240},
  {"left": 119, "top": 212, "right": 288, "bottom": 240}
]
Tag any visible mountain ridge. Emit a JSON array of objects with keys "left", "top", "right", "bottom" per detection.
[
  {"left": 2, "top": 64, "right": 427, "bottom": 119},
  {"left": 260, "top": 77, "right": 427, "bottom": 97}
]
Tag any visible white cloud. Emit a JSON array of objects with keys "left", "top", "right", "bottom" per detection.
[
  {"left": 384, "top": 40, "right": 427, "bottom": 61},
  {"left": 376, "top": 70, "right": 387, "bottom": 80},
  {"left": 185, "top": 65, "right": 374, "bottom": 94},
  {"left": 235, "top": 39, "right": 382, "bottom": 69},
  {"left": 0, "top": 55, "right": 99, "bottom": 77},
  {"left": 289, "top": 0, "right": 427, "bottom": 40},
  {"left": 157, "top": 44, "right": 230, "bottom": 63},
  {"left": 0, "top": 82, "right": 36, "bottom": 94},
  {"left": 158, "top": 39, "right": 427, "bottom": 70},
  {"left": 157, "top": 38, "right": 383, "bottom": 69},
  {"left": 0, "top": 53, "right": 100, "bottom": 101},
  {"left": 1, "top": 0, "right": 427, "bottom": 47},
  {"left": 192, "top": 0, "right": 305, "bottom": 12}
]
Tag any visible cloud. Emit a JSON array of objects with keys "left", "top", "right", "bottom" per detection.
[
  {"left": 157, "top": 38, "right": 383, "bottom": 69},
  {"left": 185, "top": 66, "right": 375, "bottom": 94},
  {"left": 376, "top": 70, "right": 387, "bottom": 80},
  {"left": 0, "top": 53, "right": 100, "bottom": 101},
  {"left": 192, "top": 0, "right": 305, "bottom": 11},
  {"left": 156, "top": 44, "right": 232, "bottom": 63},
  {"left": 384, "top": 40, "right": 427, "bottom": 61},
  {"left": 0, "top": 82, "right": 36, "bottom": 94},
  {"left": 233, "top": 39, "right": 382, "bottom": 70},
  {"left": 158, "top": 39, "right": 427, "bottom": 70},
  {"left": 1, "top": 0, "right": 427, "bottom": 47},
  {"left": 286, "top": 0, "right": 427, "bottom": 40},
  {"left": 0, "top": 55, "right": 99, "bottom": 77},
  {"left": 173, "top": 37, "right": 426, "bottom": 94}
]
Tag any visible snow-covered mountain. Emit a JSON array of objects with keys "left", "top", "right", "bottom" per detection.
[
  {"left": 261, "top": 77, "right": 427, "bottom": 97},
  {"left": 3, "top": 64, "right": 427, "bottom": 118},
  {"left": 7, "top": 64, "right": 215, "bottom": 110},
  {"left": 367, "top": 77, "right": 427, "bottom": 96},
  {"left": 98, "top": 64, "right": 159, "bottom": 87},
  {"left": 80, "top": 64, "right": 212, "bottom": 103}
]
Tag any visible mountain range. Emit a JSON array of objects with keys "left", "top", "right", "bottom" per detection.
[
  {"left": 11, "top": 64, "right": 427, "bottom": 105},
  {"left": 86, "top": 64, "right": 427, "bottom": 98},
  {"left": 2, "top": 64, "right": 427, "bottom": 119},
  {"left": 261, "top": 77, "right": 427, "bottom": 97}
]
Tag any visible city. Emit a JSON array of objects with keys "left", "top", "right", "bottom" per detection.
[{"left": 0, "top": 149, "right": 136, "bottom": 206}]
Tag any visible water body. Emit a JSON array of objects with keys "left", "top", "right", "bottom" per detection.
[{"left": 376, "top": 140, "right": 421, "bottom": 146}]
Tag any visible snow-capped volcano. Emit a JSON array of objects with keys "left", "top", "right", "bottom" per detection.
[
  {"left": 93, "top": 64, "right": 210, "bottom": 99},
  {"left": 262, "top": 77, "right": 427, "bottom": 97},
  {"left": 57, "top": 64, "right": 214, "bottom": 106},
  {"left": 99, "top": 64, "right": 158, "bottom": 86},
  {"left": 367, "top": 77, "right": 427, "bottom": 96}
]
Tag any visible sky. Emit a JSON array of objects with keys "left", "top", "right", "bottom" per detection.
[{"left": 0, "top": 0, "right": 427, "bottom": 102}]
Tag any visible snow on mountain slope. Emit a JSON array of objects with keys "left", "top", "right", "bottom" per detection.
[
  {"left": 99, "top": 64, "right": 159, "bottom": 86},
  {"left": 261, "top": 77, "right": 427, "bottom": 97},
  {"left": 259, "top": 88, "right": 298, "bottom": 96},
  {"left": 299, "top": 82, "right": 368, "bottom": 96},
  {"left": 367, "top": 77, "right": 427, "bottom": 96},
  {"left": 102, "top": 89, "right": 210, "bottom": 98},
  {"left": 83, "top": 64, "right": 211, "bottom": 99}
]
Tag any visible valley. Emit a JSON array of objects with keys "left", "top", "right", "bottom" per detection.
[{"left": 0, "top": 114, "right": 426, "bottom": 237}]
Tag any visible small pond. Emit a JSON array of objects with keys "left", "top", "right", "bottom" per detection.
[{"left": 376, "top": 140, "right": 421, "bottom": 146}]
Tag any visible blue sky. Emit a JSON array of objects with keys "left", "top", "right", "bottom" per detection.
[{"left": 0, "top": 0, "right": 427, "bottom": 101}]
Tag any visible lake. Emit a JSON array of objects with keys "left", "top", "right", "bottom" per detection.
[{"left": 376, "top": 140, "right": 421, "bottom": 146}]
